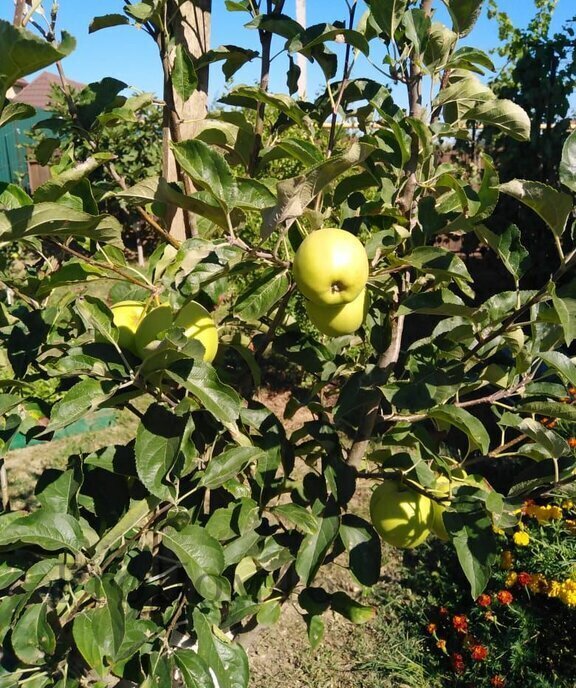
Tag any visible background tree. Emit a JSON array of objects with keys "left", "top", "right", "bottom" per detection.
[{"left": 482, "top": 0, "right": 576, "bottom": 287}]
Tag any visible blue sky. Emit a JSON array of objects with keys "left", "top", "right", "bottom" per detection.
[{"left": 2, "top": 1, "right": 575, "bottom": 111}]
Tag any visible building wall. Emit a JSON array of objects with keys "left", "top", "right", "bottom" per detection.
[{"left": 0, "top": 109, "right": 50, "bottom": 191}]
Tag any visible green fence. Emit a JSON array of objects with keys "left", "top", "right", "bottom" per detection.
[{"left": 0, "top": 109, "right": 49, "bottom": 189}]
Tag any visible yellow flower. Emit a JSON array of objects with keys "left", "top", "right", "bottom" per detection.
[
  {"left": 548, "top": 580, "right": 562, "bottom": 598},
  {"left": 513, "top": 531, "right": 530, "bottom": 546},
  {"left": 505, "top": 571, "right": 518, "bottom": 588},
  {"left": 561, "top": 499, "right": 573, "bottom": 510},
  {"left": 529, "top": 573, "right": 547, "bottom": 594},
  {"left": 524, "top": 504, "right": 562, "bottom": 523}
]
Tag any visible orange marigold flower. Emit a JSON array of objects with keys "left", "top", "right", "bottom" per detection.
[
  {"left": 437, "top": 638, "right": 447, "bottom": 652},
  {"left": 438, "top": 606, "right": 449, "bottom": 617},
  {"left": 505, "top": 571, "right": 518, "bottom": 588},
  {"left": 491, "top": 676, "right": 506, "bottom": 687},
  {"left": 477, "top": 593, "right": 492, "bottom": 607},
  {"left": 450, "top": 652, "right": 466, "bottom": 674},
  {"left": 484, "top": 610, "right": 495, "bottom": 621},
  {"left": 568, "top": 438, "right": 576, "bottom": 449},
  {"left": 497, "top": 590, "right": 514, "bottom": 605},
  {"left": 452, "top": 614, "right": 468, "bottom": 633},
  {"left": 426, "top": 623, "right": 437, "bottom": 634},
  {"left": 470, "top": 644, "right": 489, "bottom": 661},
  {"left": 517, "top": 571, "right": 532, "bottom": 587}
]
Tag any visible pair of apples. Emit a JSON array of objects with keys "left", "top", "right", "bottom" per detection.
[
  {"left": 293, "top": 228, "right": 370, "bottom": 337},
  {"left": 369, "top": 473, "right": 470, "bottom": 548},
  {"left": 109, "top": 299, "right": 219, "bottom": 363}
]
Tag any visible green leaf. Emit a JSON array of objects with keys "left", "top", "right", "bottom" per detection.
[
  {"left": 0, "top": 20, "right": 76, "bottom": 103},
  {"left": 163, "top": 526, "right": 227, "bottom": 601},
  {"left": 0, "top": 511, "right": 88, "bottom": 554},
  {"left": 167, "top": 360, "right": 241, "bottom": 424},
  {"left": 539, "top": 351, "right": 576, "bottom": 388},
  {"left": 174, "top": 649, "right": 216, "bottom": 688},
  {"left": 339, "top": 514, "right": 381, "bottom": 586},
  {"left": 73, "top": 612, "right": 105, "bottom": 676},
  {"left": 560, "top": 128, "right": 576, "bottom": 192},
  {"left": 193, "top": 611, "right": 250, "bottom": 688},
  {"left": 173, "top": 45, "right": 198, "bottom": 101},
  {"left": 445, "top": 0, "right": 484, "bottom": 37},
  {"left": 0, "top": 102, "right": 35, "bottom": 129},
  {"left": 117, "top": 176, "right": 229, "bottom": 229},
  {"left": 219, "top": 86, "right": 308, "bottom": 126},
  {"left": 445, "top": 509, "right": 498, "bottom": 598},
  {"left": 365, "top": 0, "right": 408, "bottom": 40},
  {"left": 12, "top": 602, "right": 56, "bottom": 666},
  {"left": 262, "top": 142, "right": 374, "bottom": 236},
  {"left": 172, "top": 139, "right": 237, "bottom": 210},
  {"left": 259, "top": 138, "right": 323, "bottom": 168},
  {"left": 235, "top": 178, "right": 276, "bottom": 210},
  {"left": 287, "top": 24, "right": 370, "bottom": 58},
  {"left": 446, "top": 46, "right": 495, "bottom": 73},
  {"left": 37, "top": 263, "right": 106, "bottom": 298},
  {"left": 271, "top": 504, "right": 318, "bottom": 535},
  {"left": 423, "top": 22, "right": 457, "bottom": 71},
  {"left": 295, "top": 512, "right": 340, "bottom": 585},
  {"left": 402, "top": 9, "right": 431, "bottom": 56},
  {"left": 517, "top": 401, "right": 576, "bottom": 423},
  {"left": 518, "top": 418, "right": 568, "bottom": 459},
  {"left": 552, "top": 280, "right": 576, "bottom": 347},
  {"left": 234, "top": 269, "right": 289, "bottom": 321},
  {"left": 0, "top": 563, "right": 23, "bottom": 590},
  {"left": 36, "top": 467, "right": 82, "bottom": 514},
  {"left": 499, "top": 180, "right": 573, "bottom": 238},
  {"left": 401, "top": 246, "right": 472, "bottom": 282},
  {"left": 398, "top": 290, "right": 474, "bottom": 317},
  {"left": 196, "top": 45, "right": 259, "bottom": 81},
  {"left": 0, "top": 182, "right": 32, "bottom": 209},
  {"left": 465, "top": 98, "right": 531, "bottom": 142},
  {"left": 48, "top": 379, "right": 116, "bottom": 433},
  {"left": 330, "top": 592, "right": 375, "bottom": 624},
  {"left": 474, "top": 223, "right": 528, "bottom": 280},
  {"left": 201, "top": 446, "right": 264, "bottom": 489},
  {"left": 0, "top": 203, "right": 123, "bottom": 246},
  {"left": 135, "top": 404, "right": 187, "bottom": 500},
  {"left": 88, "top": 576, "right": 126, "bottom": 662},
  {"left": 76, "top": 77, "right": 128, "bottom": 130},
  {"left": 305, "top": 614, "right": 324, "bottom": 650},
  {"left": 428, "top": 406, "right": 490, "bottom": 454},
  {"left": 89, "top": 13, "right": 131, "bottom": 33},
  {"left": 33, "top": 157, "right": 104, "bottom": 203}
]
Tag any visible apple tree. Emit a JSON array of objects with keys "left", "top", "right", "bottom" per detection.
[{"left": 0, "top": 1, "right": 575, "bottom": 686}]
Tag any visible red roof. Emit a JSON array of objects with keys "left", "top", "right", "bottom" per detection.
[{"left": 11, "top": 71, "right": 85, "bottom": 110}]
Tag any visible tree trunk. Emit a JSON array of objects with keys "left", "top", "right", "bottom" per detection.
[
  {"left": 161, "top": 0, "right": 211, "bottom": 241},
  {"left": 295, "top": 0, "right": 307, "bottom": 99}
]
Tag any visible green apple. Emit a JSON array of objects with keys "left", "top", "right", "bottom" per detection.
[
  {"left": 174, "top": 301, "right": 219, "bottom": 363},
  {"left": 102, "top": 300, "right": 145, "bottom": 352},
  {"left": 134, "top": 304, "right": 173, "bottom": 359},
  {"left": 369, "top": 480, "right": 433, "bottom": 549},
  {"left": 292, "top": 228, "right": 369, "bottom": 306},
  {"left": 305, "top": 288, "right": 370, "bottom": 337},
  {"left": 430, "top": 476, "right": 451, "bottom": 541},
  {"left": 482, "top": 363, "right": 509, "bottom": 388}
]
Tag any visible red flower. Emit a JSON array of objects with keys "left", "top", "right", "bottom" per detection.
[
  {"left": 568, "top": 437, "right": 576, "bottom": 449},
  {"left": 450, "top": 652, "right": 466, "bottom": 674},
  {"left": 517, "top": 571, "right": 532, "bottom": 586},
  {"left": 477, "top": 593, "right": 492, "bottom": 607},
  {"left": 438, "top": 606, "right": 449, "bottom": 617},
  {"left": 497, "top": 590, "right": 513, "bottom": 605},
  {"left": 470, "top": 644, "right": 489, "bottom": 661},
  {"left": 491, "top": 676, "right": 506, "bottom": 687},
  {"left": 426, "top": 623, "right": 437, "bottom": 634},
  {"left": 452, "top": 614, "right": 468, "bottom": 633}
]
